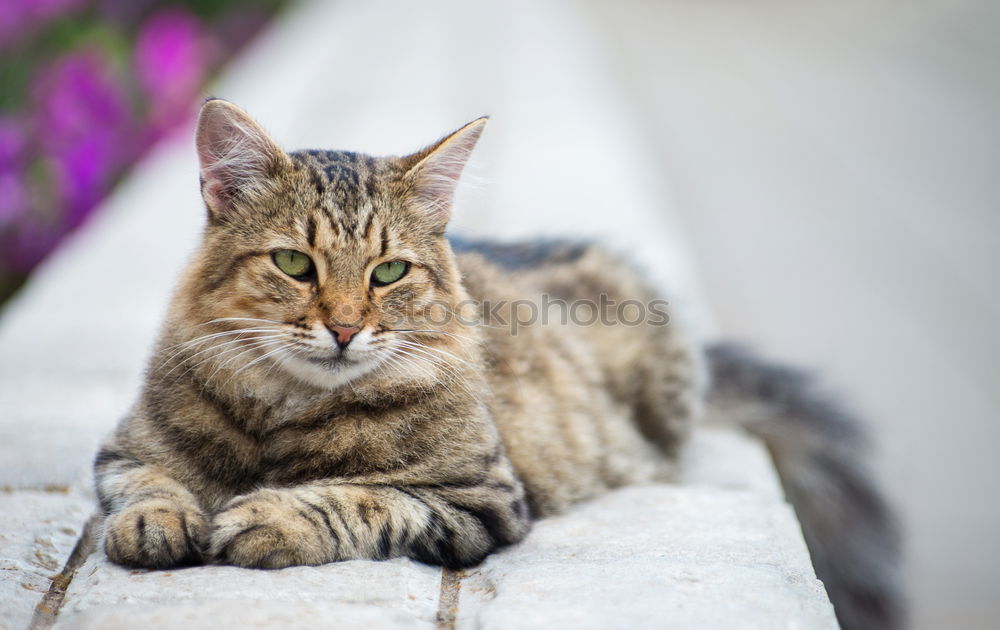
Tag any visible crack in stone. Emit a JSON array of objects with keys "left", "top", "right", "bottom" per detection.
[
  {"left": 1, "top": 486, "right": 70, "bottom": 494},
  {"left": 435, "top": 568, "right": 463, "bottom": 630},
  {"left": 27, "top": 513, "right": 98, "bottom": 630}
]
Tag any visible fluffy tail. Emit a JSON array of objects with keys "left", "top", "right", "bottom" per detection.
[{"left": 704, "top": 343, "right": 905, "bottom": 630}]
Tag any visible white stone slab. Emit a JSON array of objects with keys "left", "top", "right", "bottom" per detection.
[
  {"left": 0, "top": 491, "right": 92, "bottom": 630},
  {"left": 0, "top": 377, "right": 136, "bottom": 489},
  {"left": 54, "top": 600, "right": 431, "bottom": 630},
  {"left": 680, "top": 427, "right": 785, "bottom": 501},
  {"left": 56, "top": 554, "right": 442, "bottom": 630},
  {"left": 455, "top": 485, "right": 837, "bottom": 630}
]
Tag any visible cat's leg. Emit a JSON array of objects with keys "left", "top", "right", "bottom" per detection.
[
  {"left": 630, "top": 328, "right": 704, "bottom": 458},
  {"left": 210, "top": 478, "right": 530, "bottom": 569},
  {"left": 94, "top": 445, "right": 209, "bottom": 568}
]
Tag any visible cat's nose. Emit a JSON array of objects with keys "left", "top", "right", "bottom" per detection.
[{"left": 327, "top": 324, "right": 361, "bottom": 349}]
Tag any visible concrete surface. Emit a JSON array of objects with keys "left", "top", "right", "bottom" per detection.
[
  {"left": 28, "top": 430, "right": 834, "bottom": 630},
  {"left": 0, "top": 493, "right": 92, "bottom": 630},
  {"left": 456, "top": 485, "right": 835, "bottom": 630},
  {"left": 54, "top": 557, "right": 442, "bottom": 630}
]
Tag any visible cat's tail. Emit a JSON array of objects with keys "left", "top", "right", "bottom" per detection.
[{"left": 702, "top": 343, "right": 905, "bottom": 630}]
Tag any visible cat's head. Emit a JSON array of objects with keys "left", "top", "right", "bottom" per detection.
[{"left": 167, "top": 99, "right": 484, "bottom": 393}]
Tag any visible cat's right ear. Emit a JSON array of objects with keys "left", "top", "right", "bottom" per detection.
[
  {"left": 195, "top": 99, "right": 290, "bottom": 221},
  {"left": 400, "top": 117, "right": 487, "bottom": 232}
]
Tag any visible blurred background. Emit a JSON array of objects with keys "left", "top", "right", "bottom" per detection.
[
  {"left": 1, "top": 1, "right": 997, "bottom": 629},
  {"left": 0, "top": 0, "right": 290, "bottom": 302}
]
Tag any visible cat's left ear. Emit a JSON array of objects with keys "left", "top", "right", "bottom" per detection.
[
  {"left": 402, "top": 117, "right": 487, "bottom": 231},
  {"left": 195, "top": 99, "right": 291, "bottom": 222}
]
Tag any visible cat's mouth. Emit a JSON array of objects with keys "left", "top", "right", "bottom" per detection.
[
  {"left": 302, "top": 352, "right": 360, "bottom": 370},
  {"left": 281, "top": 347, "right": 382, "bottom": 391}
]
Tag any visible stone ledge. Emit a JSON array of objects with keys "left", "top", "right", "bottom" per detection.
[
  {"left": 53, "top": 600, "right": 434, "bottom": 630},
  {"left": 456, "top": 484, "right": 835, "bottom": 630},
  {"left": 27, "top": 430, "right": 838, "bottom": 630},
  {"left": 55, "top": 557, "right": 441, "bottom": 630},
  {"left": 0, "top": 492, "right": 92, "bottom": 630}
]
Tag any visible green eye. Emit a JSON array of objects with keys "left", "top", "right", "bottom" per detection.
[
  {"left": 273, "top": 250, "right": 313, "bottom": 278},
  {"left": 371, "top": 261, "right": 409, "bottom": 286}
]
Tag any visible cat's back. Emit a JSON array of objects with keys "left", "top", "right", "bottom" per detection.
[
  {"left": 449, "top": 236, "right": 655, "bottom": 306},
  {"left": 449, "top": 236, "right": 679, "bottom": 386},
  {"left": 448, "top": 237, "right": 701, "bottom": 515}
]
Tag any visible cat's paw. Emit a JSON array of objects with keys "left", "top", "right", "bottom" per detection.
[
  {"left": 209, "top": 489, "right": 337, "bottom": 569},
  {"left": 103, "top": 499, "right": 208, "bottom": 569}
]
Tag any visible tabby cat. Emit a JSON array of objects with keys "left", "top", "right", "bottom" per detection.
[{"left": 94, "top": 99, "right": 902, "bottom": 630}]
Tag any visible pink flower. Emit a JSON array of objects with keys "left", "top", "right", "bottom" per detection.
[
  {"left": 0, "top": 0, "right": 85, "bottom": 50},
  {"left": 0, "top": 117, "right": 27, "bottom": 227},
  {"left": 135, "top": 9, "right": 206, "bottom": 134},
  {"left": 32, "top": 50, "right": 130, "bottom": 155},
  {"left": 57, "top": 132, "right": 118, "bottom": 227},
  {"left": 31, "top": 50, "right": 132, "bottom": 227},
  {"left": 3, "top": 218, "right": 61, "bottom": 274},
  {"left": 0, "top": 116, "right": 25, "bottom": 169},
  {"left": 0, "top": 171, "right": 27, "bottom": 226}
]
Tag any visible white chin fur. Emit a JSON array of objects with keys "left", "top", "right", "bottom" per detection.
[
  {"left": 277, "top": 327, "right": 382, "bottom": 390},
  {"left": 281, "top": 355, "right": 381, "bottom": 390}
]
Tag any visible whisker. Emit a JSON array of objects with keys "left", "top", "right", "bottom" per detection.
[
  {"left": 228, "top": 344, "right": 293, "bottom": 383},
  {"left": 203, "top": 317, "right": 287, "bottom": 326},
  {"left": 417, "top": 306, "right": 505, "bottom": 330},
  {"left": 393, "top": 339, "right": 474, "bottom": 366},
  {"left": 161, "top": 334, "right": 286, "bottom": 377},
  {"left": 205, "top": 340, "right": 290, "bottom": 391},
  {"left": 206, "top": 337, "right": 288, "bottom": 382},
  {"left": 393, "top": 344, "right": 475, "bottom": 379},
  {"left": 176, "top": 340, "right": 286, "bottom": 387},
  {"left": 390, "top": 346, "right": 480, "bottom": 401},
  {"left": 158, "top": 328, "right": 282, "bottom": 368},
  {"left": 393, "top": 327, "right": 524, "bottom": 400},
  {"left": 389, "top": 350, "right": 459, "bottom": 398},
  {"left": 261, "top": 345, "right": 297, "bottom": 382},
  {"left": 384, "top": 328, "right": 477, "bottom": 342}
]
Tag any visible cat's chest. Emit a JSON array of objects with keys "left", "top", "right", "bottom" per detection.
[
  {"left": 248, "top": 407, "right": 421, "bottom": 485},
  {"left": 256, "top": 418, "right": 356, "bottom": 480},
  {"left": 172, "top": 389, "right": 438, "bottom": 502}
]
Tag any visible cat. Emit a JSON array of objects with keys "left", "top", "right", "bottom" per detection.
[{"left": 94, "top": 99, "right": 902, "bottom": 630}]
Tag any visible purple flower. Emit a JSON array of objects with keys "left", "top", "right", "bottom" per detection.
[
  {"left": 0, "top": 117, "right": 27, "bottom": 227},
  {"left": 135, "top": 9, "right": 207, "bottom": 134},
  {"left": 2, "top": 218, "right": 62, "bottom": 274},
  {"left": 57, "top": 132, "right": 119, "bottom": 227},
  {"left": 0, "top": 0, "right": 85, "bottom": 49},
  {"left": 32, "top": 50, "right": 130, "bottom": 155},
  {"left": 30, "top": 50, "right": 133, "bottom": 231},
  {"left": 0, "top": 170, "right": 27, "bottom": 226},
  {"left": 0, "top": 116, "right": 25, "bottom": 169}
]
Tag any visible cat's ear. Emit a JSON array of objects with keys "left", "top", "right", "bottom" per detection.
[
  {"left": 195, "top": 99, "right": 290, "bottom": 221},
  {"left": 402, "top": 117, "right": 487, "bottom": 230}
]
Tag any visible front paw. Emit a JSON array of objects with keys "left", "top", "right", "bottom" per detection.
[
  {"left": 103, "top": 499, "right": 208, "bottom": 569},
  {"left": 210, "top": 489, "right": 336, "bottom": 569}
]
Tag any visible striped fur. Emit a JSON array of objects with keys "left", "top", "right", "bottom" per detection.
[
  {"left": 95, "top": 100, "right": 700, "bottom": 570},
  {"left": 95, "top": 100, "right": 901, "bottom": 630}
]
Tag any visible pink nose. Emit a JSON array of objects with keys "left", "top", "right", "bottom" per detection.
[{"left": 328, "top": 325, "right": 361, "bottom": 349}]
